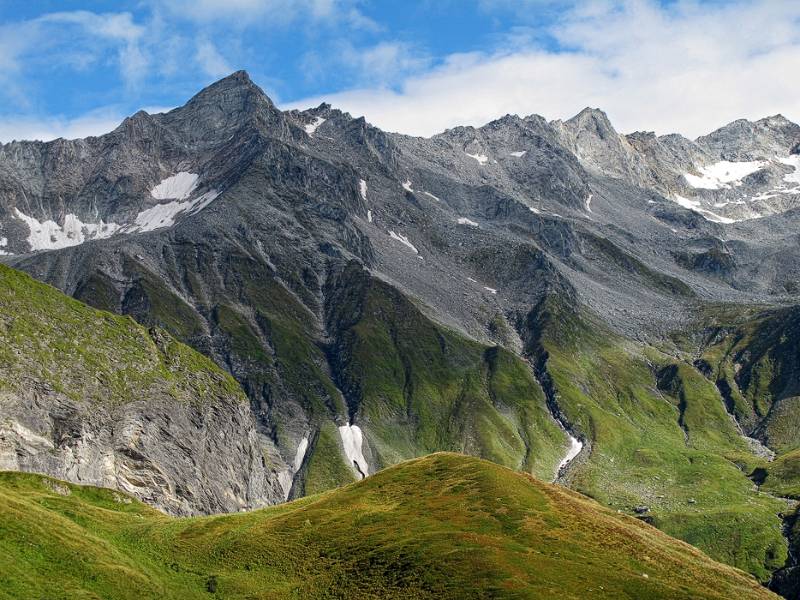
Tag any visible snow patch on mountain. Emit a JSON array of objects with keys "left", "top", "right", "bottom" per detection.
[
  {"left": 338, "top": 424, "right": 368, "bottom": 479},
  {"left": 402, "top": 180, "right": 414, "bottom": 192},
  {"left": 778, "top": 155, "right": 800, "bottom": 186},
  {"left": 422, "top": 191, "right": 440, "bottom": 202},
  {"left": 672, "top": 195, "right": 737, "bottom": 224},
  {"left": 509, "top": 150, "right": 527, "bottom": 157},
  {"left": 367, "top": 210, "right": 373, "bottom": 223},
  {"left": 134, "top": 190, "right": 220, "bottom": 232},
  {"left": 484, "top": 286, "right": 497, "bottom": 294},
  {"left": 151, "top": 172, "right": 199, "bottom": 200},
  {"left": 13, "top": 209, "right": 122, "bottom": 252},
  {"left": 465, "top": 151, "right": 489, "bottom": 165},
  {"left": 684, "top": 160, "right": 764, "bottom": 190},
  {"left": 556, "top": 434, "right": 583, "bottom": 478},
  {"left": 457, "top": 217, "right": 479, "bottom": 227},
  {"left": 293, "top": 437, "right": 309, "bottom": 472},
  {"left": 359, "top": 179, "right": 368, "bottom": 200},
  {"left": 388, "top": 230, "right": 419, "bottom": 254},
  {"left": 277, "top": 436, "right": 310, "bottom": 500},
  {"left": 304, "top": 117, "right": 326, "bottom": 135}
]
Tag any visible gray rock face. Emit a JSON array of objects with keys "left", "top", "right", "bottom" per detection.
[
  {"left": 0, "top": 384, "right": 283, "bottom": 516},
  {"left": 697, "top": 115, "right": 800, "bottom": 161}
]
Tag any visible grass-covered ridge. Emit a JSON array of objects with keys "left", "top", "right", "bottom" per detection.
[
  {"left": 0, "top": 264, "right": 243, "bottom": 405},
  {"left": 524, "top": 295, "right": 788, "bottom": 582},
  {"left": 0, "top": 453, "right": 776, "bottom": 600}
]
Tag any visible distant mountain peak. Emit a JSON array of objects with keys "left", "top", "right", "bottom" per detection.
[{"left": 566, "top": 107, "right": 615, "bottom": 131}]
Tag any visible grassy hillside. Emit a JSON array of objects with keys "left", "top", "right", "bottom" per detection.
[
  {"left": 0, "top": 453, "right": 776, "bottom": 600},
  {"left": 524, "top": 296, "right": 788, "bottom": 581},
  {"left": 0, "top": 263, "right": 243, "bottom": 406}
]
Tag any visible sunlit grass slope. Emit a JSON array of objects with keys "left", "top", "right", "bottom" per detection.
[{"left": 0, "top": 453, "right": 775, "bottom": 600}]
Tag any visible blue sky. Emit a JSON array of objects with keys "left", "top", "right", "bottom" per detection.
[{"left": 1, "top": 1, "right": 798, "bottom": 141}]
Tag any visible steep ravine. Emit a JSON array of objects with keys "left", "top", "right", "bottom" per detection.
[{"left": 529, "top": 351, "right": 587, "bottom": 483}]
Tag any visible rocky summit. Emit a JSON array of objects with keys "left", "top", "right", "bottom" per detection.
[{"left": 2, "top": 71, "right": 800, "bottom": 595}]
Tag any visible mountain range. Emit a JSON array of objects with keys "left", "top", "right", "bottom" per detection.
[{"left": 2, "top": 70, "right": 800, "bottom": 596}]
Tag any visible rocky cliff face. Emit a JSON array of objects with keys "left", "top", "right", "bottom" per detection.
[
  {"left": 0, "top": 264, "right": 285, "bottom": 515},
  {"left": 2, "top": 71, "right": 800, "bottom": 588}
]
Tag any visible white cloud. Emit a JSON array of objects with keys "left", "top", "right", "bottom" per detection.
[
  {"left": 302, "top": 41, "right": 429, "bottom": 87},
  {"left": 153, "top": 0, "right": 377, "bottom": 29},
  {"left": 37, "top": 11, "right": 149, "bottom": 88},
  {"left": 195, "top": 39, "right": 232, "bottom": 78},
  {"left": 0, "top": 104, "right": 174, "bottom": 143},
  {"left": 0, "top": 10, "right": 151, "bottom": 95},
  {"left": 286, "top": 0, "right": 800, "bottom": 138},
  {"left": 0, "top": 108, "right": 126, "bottom": 143}
]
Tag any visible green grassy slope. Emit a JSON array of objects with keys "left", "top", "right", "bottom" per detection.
[
  {"left": 524, "top": 296, "right": 787, "bottom": 581},
  {"left": 0, "top": 263, "right": 243, "bottom": 405},
  {"left": 696, "top": 305, "right": 800, "bottom": 452},
  {"left": 0, "top": 453, "right": 776, "bottom": 600}
]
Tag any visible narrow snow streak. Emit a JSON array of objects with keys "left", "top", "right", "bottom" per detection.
[
  {"left": 293, "top": 437, "right": 309, "bottom": 472},
  {"left": 388, "top": 230, "right": 419, "bottom": 254},
  {"left": 358, "top": 179, "right": 368, "bottom": 200},
  {"left": 509, "top": 150, "right": 527, "bottom": 157},
  {"left": 672, "top": 194, "right": 737, "bottom": 224},
  {"left": 557, "top": 434, "right": 583, "bottom": 475},
  {"left": 367, "top": 209, "right": 373, "bottom": 223},
  {"left": 585, "top": 194, "right": 593, "bottom": 213},
  {"left": 422, "top": 191, "right": 441, "bottom": 202},
  {"left": 278, "top": 436, "right": 310, "bottom": 501},
  {"left": 456, "top": 217, "right": 479, "bottom": 227},
  {"left": 338, "top": 424, "right": 369, "bottom": 478},
  {"left": 484, "top": 286, "right": 497, "bottom": 294}
]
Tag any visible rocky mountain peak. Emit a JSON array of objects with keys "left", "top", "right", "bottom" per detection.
[
  {"left": 551, "top": 106, "right": 648, "bottom": 181},
  {"left": 164, "top": 70, "right": 286, "bottom": 141},
  {"left": 189, "top": 69, "right": 268, "bottom": 104},
  {"left": 697, "top": 115, "right": 800, "bottom": 161},
  {"left": 565, "top": 107, "right": 616, "bottom": 137}
]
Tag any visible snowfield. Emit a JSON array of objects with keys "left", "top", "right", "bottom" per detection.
[
  {"left": 13, "top": 209, "right": 122, "bottom": 251},
  {"left": 150, "top": 172, "right": 200, "bottom": 200},
  {"left": 684, "top": 160, "right": 764, "bottom": 190}
]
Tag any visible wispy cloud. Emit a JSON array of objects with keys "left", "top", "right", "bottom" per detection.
[
  {"left": 153, "top": 0, "right": 378, "bottom": 29},
  {"left": 288, "top": 0, "right": 800, "bottom": 138},
  {"left": 302, "top": 41, "right": 430, "bottom": 87},
  {"left": 195, "top": 39, "right": 233, "bottom": 78},
  {"left": 0, "top": 103, "right": 179, "bottom": 143},
  {"left": 0, "top": 108, "right": 127, "bottom": 143}
]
